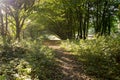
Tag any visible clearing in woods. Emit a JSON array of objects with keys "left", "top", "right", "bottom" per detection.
[{"left": 44, "top": 40, "right": 93, "bottom": 80}]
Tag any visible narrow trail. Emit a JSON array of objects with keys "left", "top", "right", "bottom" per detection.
[{"left": 44, "top": 40, "right": 92, "bottom": 80}]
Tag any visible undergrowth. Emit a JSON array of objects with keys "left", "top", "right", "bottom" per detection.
[
  {"left": 61, "top": 36, "right": 120, "bottom": 80},
  {"left": 1, "top": 36, "right": 120, "bottom": 80},
  {"left": 0, "top": 39, "right": 59, "bottom": 80}
]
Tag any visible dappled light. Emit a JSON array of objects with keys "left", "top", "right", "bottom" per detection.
[
  {"left": 53, "top": 47, "right": 92, "bottom": 80},
  {"left": 60, "top": 36, "right": 120, "bottom": 79},
  {"left": 0, "top": 0, "right": 120, "bottom": 80}
]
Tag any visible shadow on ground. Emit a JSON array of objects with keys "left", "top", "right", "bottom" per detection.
[{"left": 49, "top": 46, "right": 92, "bottom": 80}]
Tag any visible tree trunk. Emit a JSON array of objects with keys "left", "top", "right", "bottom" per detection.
[
  {"left": 5, "top": 12, "right": 8, "bottom": 36},
  {"left": 0, "top": 9, "right": 5, "bottom": 37},
  {"left": 15, "top": 15, "right": 21, "bottom": 41},
  {"left": 83, "top": 16, "right": 86, "bottom": 40}
]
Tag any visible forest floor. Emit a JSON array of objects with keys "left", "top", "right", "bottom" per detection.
[{"left": 44, "top": 40, "right": 93, "bottom": 80}]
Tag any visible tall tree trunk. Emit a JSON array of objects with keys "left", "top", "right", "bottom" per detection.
[
  {"left": 15, "top": 14, "right": 21, "bottom": 41},
  {"left": 108, "top": 0, "right": 111, "bottom": 35},
  {"left": 101, "top": 1, "right": 108, "bottom": 36},
  {"left": 79, "top": 14, "right": 83, "bottom": 39},
  {"left": 83, "top": 15, "right": 87, "bottom": 40},
  {"left": 108, "top": 13, "right": 111, "bottom": 35},
  {"left": 5, "top": 13, "right": 8, "bottom": 36},
  {"left": 95, "top": 0, "right": 99, "bottom": 35},
  {"left": 0, "top": 9, "right": 5, "bottom": 37},
  {"left": 0, "top": 9, "right": 7, "bottom": 45}
]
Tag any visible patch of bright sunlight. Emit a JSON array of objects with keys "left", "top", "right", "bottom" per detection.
[{"left": 47, "top": 35, "right": 61, "bottom": 40}]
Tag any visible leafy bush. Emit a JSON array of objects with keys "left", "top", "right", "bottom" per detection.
[
  {"left": 60, "top": 36, "right": 120, "bottom": 80},
  {"left": 60, "top": 39, "right": 80, "bottom": 52},
  {"left": 0, "top": 39, "right": 56, "bottom": 80}
]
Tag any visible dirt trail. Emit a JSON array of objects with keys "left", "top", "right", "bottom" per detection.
[{"left": 44, "top": 40, "right": 92, "bottom": 80}]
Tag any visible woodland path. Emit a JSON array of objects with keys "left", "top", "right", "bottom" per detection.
[{"left": 44, "top": 40, "right": 92, "bottom": 80}]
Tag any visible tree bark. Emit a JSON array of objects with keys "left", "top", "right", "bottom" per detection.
[{"left": 0, "top": 9, "right": 5, "bottom": 37}]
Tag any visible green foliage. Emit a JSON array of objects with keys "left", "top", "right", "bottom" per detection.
[
  {"left": 24, "top": 40, "right": 56, "bottom": 79},
  {"left": 0, "top": 39, "right": 56, "bottom": 80},
  {"left": 60, "top": 36, "right": 120, "bottom": 79},
  {"left": 30, "top": 0, "right": 120, "bottom": 40},
  {"left": 60, "top": 39, "right": 80, "bottom": 52},
  {"left": 0, "top": 75, "right": 6, "bottom": 80}
]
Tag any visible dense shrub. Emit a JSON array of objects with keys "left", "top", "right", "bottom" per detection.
[
  {"left": 0, "top": 39, "right": 56, "bottom": 80},
  {"left": 60, "top": 36, "right": 120, "bottom": 80}
]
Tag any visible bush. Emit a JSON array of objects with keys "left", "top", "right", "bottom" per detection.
[
  {"left": 0, "top": 39, "right": 56, "bottom": 80},
  {"left": 60, "top": 36, "right": 120, "bottom": 80}
]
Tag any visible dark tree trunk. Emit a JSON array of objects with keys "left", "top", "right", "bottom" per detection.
[
  {"left": 15, "top": 15, "right": 21, "bottom": 41},
  {"left": 108, "top": 1, "right": 111, "bottom": 35},
  {"left": 79, "top": 14, "right": 83, "bottom": 39},
  {"left": 83, "top": 16, "right": 87, "bottom": 40},
  {"left": 0, "top": 9, "right": 5, "bottom": 37},
  {"left": 5, "top": 13, "right": 8, "bottom": 36}
]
